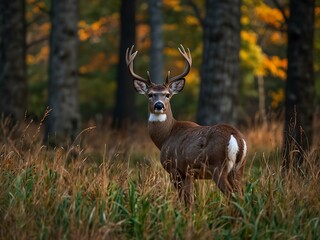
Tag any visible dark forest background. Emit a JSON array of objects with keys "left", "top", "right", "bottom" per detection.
[{"left": 0, "top": 0, "right": 319, "bottom": 166}]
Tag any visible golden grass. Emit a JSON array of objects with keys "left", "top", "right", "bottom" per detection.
[{"left": 0, "top": 120, "right": 319, "bottom": 239}]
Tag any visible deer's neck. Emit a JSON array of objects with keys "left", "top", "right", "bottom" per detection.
[{"left": 147, "top": 106, "right": 176, "bottom": 150}]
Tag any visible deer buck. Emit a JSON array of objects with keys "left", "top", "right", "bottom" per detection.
[{"left": 126, "top": 45, "right": 247, "bottom": 205}]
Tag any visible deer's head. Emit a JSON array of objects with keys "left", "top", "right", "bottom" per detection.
[{"left": 126, "top": 45, "right": 192, "bottom": 117}]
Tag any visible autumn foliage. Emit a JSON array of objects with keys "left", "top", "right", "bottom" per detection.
[{"left": 24, "top": 0, "right": 320, "bottom": 121}]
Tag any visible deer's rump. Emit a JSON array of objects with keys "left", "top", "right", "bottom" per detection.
[{"left": 160, "top": 123, "right": 244, "bottom": 179}]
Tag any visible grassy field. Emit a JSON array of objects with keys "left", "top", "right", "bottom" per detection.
[{"left": 0, "top": 120, "right": 319, "bottom": 240}]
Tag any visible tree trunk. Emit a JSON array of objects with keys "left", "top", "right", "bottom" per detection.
[
  {"left": 45, "top": 0, "right": 80, "bottom": 144},
  {"left": 283, "top": 0, "right": 315, "bottom": 169},
  {"left": 257, "top": 75, "right": 267, "bottom": 126},
  {"left": 196, "top": 0, "right": 241, "bottom": 126},
  {"left": 148, "top": 0, "right": 163, "bottom": 84},
  {"left": 0, "top": 0, "right": 27, "bottom": 124},
  {"left": 112, "top": 0, "right": 136, "bottom": 129}
]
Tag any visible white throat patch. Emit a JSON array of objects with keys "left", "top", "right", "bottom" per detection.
[{"left": 148, "top": 113, "right": 167, "bottom": 122}]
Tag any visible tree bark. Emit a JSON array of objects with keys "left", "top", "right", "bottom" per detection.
[
  {"left": 112, "top": 0, "right": 136, "bottom": 129},
  {"left": 148, "top": 0, "right": 163, "bottom": 84},
  {"left": 283, "top": 0, "right": 315, "bottom": 169},
  {"left": 196, "top": 0, "right": 241, "bottom": 126},
  {"left": 45, "top": 0, "right": 80, "bottom": 144},
  {"left": 0, "top": 0, "right": 27, "bottom": 123}
]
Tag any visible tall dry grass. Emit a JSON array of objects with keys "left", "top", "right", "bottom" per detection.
[{"left": 0, "top": 119, "right": 319, "bottom": 239}]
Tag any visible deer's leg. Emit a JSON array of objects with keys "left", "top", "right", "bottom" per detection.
[
  {"left": 228, "top": 165, "right": 245, "bottom": 194},
  {"left": 169, "top": 170, "right": 194, "bottom": 205},
  {"left": 212, "top": 168, "right": 233, "bottom": 197},
  {"left": 169, "top": 170, "right": 184, "bottom": 197},
  {"left": 182, "top": 172, "right": 194, "bottom": 206},
  {"left": 162, "top": 159, "right": 183, "bottom": 195}
]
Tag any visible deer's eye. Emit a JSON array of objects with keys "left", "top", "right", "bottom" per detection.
[
  {"left": 165, "top": 94, "right": 170, "bottom": 98},
  {"left": 148, "top": 93, "right": 153, "bottom": 98}
]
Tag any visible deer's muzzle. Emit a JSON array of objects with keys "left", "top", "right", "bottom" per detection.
[{"left": 154, "top": 101, "right": 165, "bottom": 112}]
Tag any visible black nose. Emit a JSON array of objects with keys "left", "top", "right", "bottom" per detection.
[{"left": 154, "top": 102, "right": 164, "bottom": 111}]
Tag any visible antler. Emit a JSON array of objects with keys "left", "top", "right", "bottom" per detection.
[
  {"left": 165, "top": 44, "right": 192, "bottom": 85},
  {"left": 126, "top": 45, "right": 152, "bottom": 85}
]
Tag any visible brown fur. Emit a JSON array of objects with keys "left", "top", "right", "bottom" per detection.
[
  {"left": 126, "top": 45, "right": 247, "bottom": 205},
  {"left": 149, "top": 115, "right": 247, "bottom": 204}
]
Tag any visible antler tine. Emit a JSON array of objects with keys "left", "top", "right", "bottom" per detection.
[
  {"left": 125, "top": 45, "right": 134, "bottom": 65},
  {"left": 165, "top": 44, "right": 192, "bottom": 84},
  {"left": 178, "top": 44, "right": 192, "bottom": 66},
  {"left": 126, "top": 45, "right": 152, "bottom": 85}
]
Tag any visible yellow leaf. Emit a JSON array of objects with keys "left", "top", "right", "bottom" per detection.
[
  {"left": 268, "top": 32, "right": 286, "bottom": 45},
  {"left": 91, "top": 22, "right": 101, "bottom": 31},
  {"left": 255, "top": 3, "right": 284, "bottom": 28},
  {"left": 37, "top": 46, "right": 49, "bottom": 62},
  {"left": 26, "top": 54, "right": 35, "bottom": 65},
  {"left": 241, "top": 30, "right": 264, "bottom": 75},
  {"left": 263, "top": 55, "right": 287, "bottom": 79},
  {"left": 241, "top": 16, "right": 250, "bottom": 25},
  {"left": 186, "top": 16, "right": 199, "bottom": 26},
  {"left": 241, "top": 31, "right": 257, "bottom": 44},
  {"left": 78, "top": 20, "right": 88, "bottom": 28},
  {"left": 164, "top": 47, "right": 180, "bottom": 57},
  {"left": 186, "top": 69, "right": 199, "bottom": 85},
  {"left": 78, "top": 29, "right": 89, "bottom": 41},
  {"left": 270, "top": 89, "right": 285, "bottom": 109},
  {"left": 163, "top": 0, "right": 181, "bottom": 11}
]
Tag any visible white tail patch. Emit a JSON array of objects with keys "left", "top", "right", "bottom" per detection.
[
  {"left": 227, "top": 135, "right": 239, "bottom": 173},
  {"left": 149, "top": 113, "right": 167, "bottom": 122},
  {"left": 240, "top": 139, "right": 247, "bottom": 166}
]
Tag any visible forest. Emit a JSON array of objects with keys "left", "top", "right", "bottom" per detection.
[{"left": 0, "top": 0, "right": 320, "bottom": 239}]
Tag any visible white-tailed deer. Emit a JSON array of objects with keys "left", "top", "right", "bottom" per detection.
[{"left": 126, "top": 45, "right": 247, "bottom": 205}]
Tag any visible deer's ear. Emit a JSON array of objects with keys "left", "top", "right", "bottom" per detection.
[
  {"left": 133, "top": 80, "right": 149, "bottom": 94},
  {"left": 169, "top": 79, "right": 185, "bottom": 94}
]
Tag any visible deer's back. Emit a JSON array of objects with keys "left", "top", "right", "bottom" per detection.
[{"left": 160, "top": 122, "right": 246, "bottom": 177}]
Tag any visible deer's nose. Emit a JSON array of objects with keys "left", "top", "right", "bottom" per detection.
[{"left": 154, "top": 101, "right": 164, "bottom": 111}]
